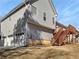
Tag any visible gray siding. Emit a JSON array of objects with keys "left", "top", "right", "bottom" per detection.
[
  {"left": 32, "top": 0, "right": 56, "bottom": 29},
  {"left": 26, "top": 23, "right": 53, "bottom": 40},
  {"left": 1, "top": 0, "right": 56, "bottom": 47},
  {"left": 1, "top": 6, "right": 26, "bottom": 36}
]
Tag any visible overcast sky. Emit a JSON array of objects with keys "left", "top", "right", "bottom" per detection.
[{"left": 0, "top": 0, "right": 79, "bottom": 30}]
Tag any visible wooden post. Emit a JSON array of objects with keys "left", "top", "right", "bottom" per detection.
[
  {"left": 69, "top": 33, "right": 70, "bottom": 44},
  {"left": 67, "top": 35, "right": 69, "bottom": 44},
  {"left": 75, "top": 34, "right": 76, "bottom": 44},
  {"left": 72, "top": 34, "right": 73, "bottom": 44},
  {"left": 72, "top": 34, "right": 74, "bottom": 44},
  {"left": 73, "top": 34, "right": 76, "bottom": 44},
  {"left": 67, "top": 35, "right": 68, "bottom": 44}
]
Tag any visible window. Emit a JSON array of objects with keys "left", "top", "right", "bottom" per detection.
[
  {"left": 43, "top": 12, "right": 46, "bottom": 21},
  {"left": 52, "top": 17, "right": 55, "bottom": 24}
]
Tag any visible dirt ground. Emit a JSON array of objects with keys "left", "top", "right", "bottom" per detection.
[{"left": 0, "top": 44, "right": 79, "bottom": 59}]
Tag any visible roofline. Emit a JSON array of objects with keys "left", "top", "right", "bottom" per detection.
[
  {"left": 1, "top": 0, "right": 57, "bottom": 22},
  {"left": 1, "top": 1, "right": 29, "bottom": 22},
  {"left": 69, "top": 25, "right": 79, "bottom": 33},
  {"left": 56, "top": 21, "right": 79, "bottom": 33},
  {"left": 48, "top": 0, "right": 57, "bottom": 17},
  {"left": 56, "top": 21, "right": 67, "bottom": 29},
  {"left": 1, "top": 3, "right": 25, "bottom": 22},
  {"left": 1, "top": 0, "right": 38, "bottom": 22}
]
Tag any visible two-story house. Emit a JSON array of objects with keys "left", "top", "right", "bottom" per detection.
[{"left": 1, "top": 0, "right": 57, "bottom": 47}]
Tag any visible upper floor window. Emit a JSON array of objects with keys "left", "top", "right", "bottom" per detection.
[
  {"left": 43, "top": 12, "right": 46, "bottom": 21},
  {"left": 52, "top": 17, "right": 55, "bottom": 24}
]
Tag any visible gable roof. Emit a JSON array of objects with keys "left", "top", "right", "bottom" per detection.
[
  {"left": 1, "top": 0, "right": 38, "bottom": 22},
  {"left": 48, "top": 0, "right": 57, "bottom": 16},
  {"left": 56, "top": 21, "right": 79, "bottom": 33},
  {"left": 1, "top": 0, "right": 57, "bottom": 22}
]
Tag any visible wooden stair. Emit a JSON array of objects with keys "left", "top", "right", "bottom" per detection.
[
  {"left": 58, "top": 30, "right": 69, "bottom": 45},
  {"left": 52, "top": 27, "right": 63, "bottom": 45},
  {"left": 52, "top": 25, "right": 76, "bottom": 46}
]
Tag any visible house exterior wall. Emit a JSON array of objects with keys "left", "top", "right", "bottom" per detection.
[
  {"left": 26, "top": 23, "right": 53, "bottom": 40},
  {"left": 1, "top": 6, "right": 26, "bottom": 36},
  {"left": 1, "top": 6, "right": 27, "bottom": 47},
  {"left": 1, "top": 0, "right": 56, "bottom": 47},
  {"left": 32, "top": 0, "right": 56, "bottom": 29}
]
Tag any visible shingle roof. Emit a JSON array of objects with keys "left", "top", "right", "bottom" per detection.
[
  {"left": 56, "top": 21, "right": 79, "bottom": 33},
  {"left": 56, "top": 22, "right": 67, "bottom": 29}
]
